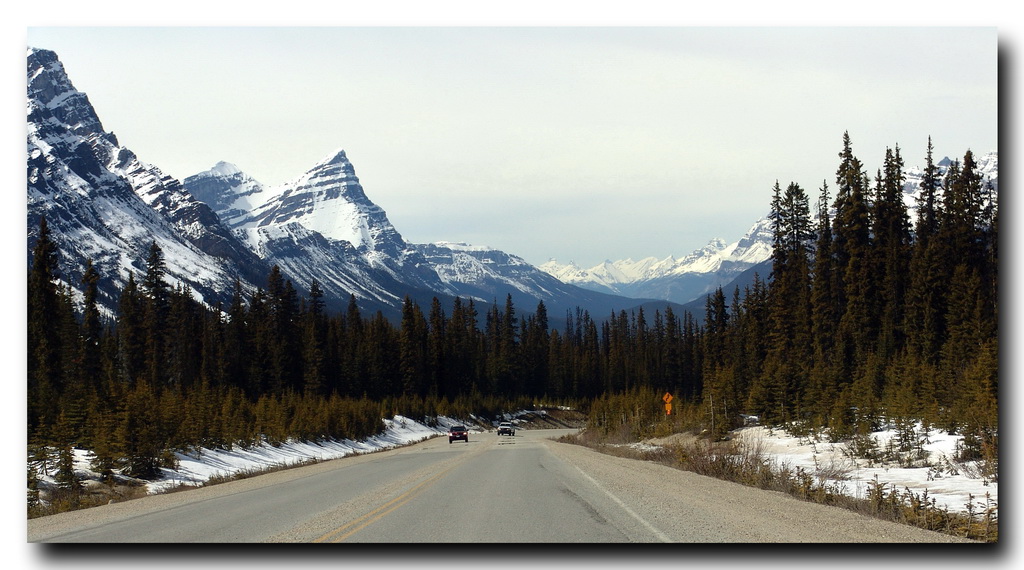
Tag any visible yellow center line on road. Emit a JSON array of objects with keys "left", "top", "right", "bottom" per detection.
[{"left": 312, "top": 448, "right": 469, "bottom": 543}]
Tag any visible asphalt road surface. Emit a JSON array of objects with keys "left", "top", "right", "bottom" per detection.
[{"left": 27, "top": 428, "right": 972, "bottom": 543}]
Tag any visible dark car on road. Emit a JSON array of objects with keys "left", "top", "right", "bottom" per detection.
[{"left": 449, "top": 425, "right": 468, "bottom": 444}]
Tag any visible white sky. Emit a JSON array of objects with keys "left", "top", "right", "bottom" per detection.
[{"left": 22, "top": 14, "right": 998, "bottom": 268}]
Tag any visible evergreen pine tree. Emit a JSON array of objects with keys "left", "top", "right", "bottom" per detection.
[
  {"left": 808, "top": 181, "right": 840, "bottom": 424},
  {"left": 141, "top": 241, "right": 171, "bottom": 386},
  {"left": 117, "top": 273, "right": 146, "bottom": 385},
  {"left": 28, "top": 216, "right": 62, "bottom": 433},
  {"left": 399, "top": 296, "right": 429, "bottom": 397},
  {"left": 223, "top": 279, "right": 248, "bottom": 391},
  {"left": 302, "top": 279, "right": 327, "bottom": 396},
  {"left": 443, "top": 297, "right": 473, "bottom": 397},
  {"left": 832, "top": 133, "right": 876, "bottom": 383},
  {"left": 52, "top": 410, "right": 81, "bottom": 495},
  {"left": 117, "top": 379, "right": 163, "bottom": 479},
  {"left": 79, "top": 259, "right": 103, "bottom": 392},
  {"left": 873, "top": 146, "right": 911, "bottom": 359},
  {"left": 757, "top": 182, "right": 812, "bottom": 423},
  {"left": 342, "top": 294, "right": 366, "bottom": 397},
  {"left": 906, "top": 137, "right": 946, "bottom": 364},
  {"left": 426, "top": 297, "right": 447, "bottom": 398}
]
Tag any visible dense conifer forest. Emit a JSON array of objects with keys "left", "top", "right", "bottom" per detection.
[{"left": 27, "top": 133, "right": 998, "bottom": 490}]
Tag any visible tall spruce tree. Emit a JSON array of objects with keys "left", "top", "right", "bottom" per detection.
[
  {"left": 808, "top": 180, "right": 840, "bottom": 422},
  {"left": 832, "top": 133, "right": 876, "bottom": 385},
  {"left": 265, "top": 266, "right": 300, "bottom": 393},
  {"left": 756, "top": 182, "right": 812, "bottom": 423},
  {"left": 224, "top": 279, "right": 249, "bottom": 392},
  {"left": 116, "top": 273, "right": 146, "bottom": 386},
  {"left": 79, "top": 259, "right": 103, "bottom": 395},
  {"left": 302, "top": 280, "right": 327, "bottom": 396},
  {"left": 426, "top": 297, "right": 447, "bottom": 398},
  {"left": 873, "top": 146, "right": 911, "bottom": 359},
  {"left": 399, "top": 296, "right": 429, "bottom": 397},
  {"left": 906, "top": 137, "right": 946, "bottom": 364},
  {"left": 443, "top": 297, "right": 473, "bottom": 397},
  {"left": 28, "top": 216, "right": 61, "bottom": 433}
]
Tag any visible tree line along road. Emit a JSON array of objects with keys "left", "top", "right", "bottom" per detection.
[{"left": 27, "top": 428, "right": 974, "bottom": 543}]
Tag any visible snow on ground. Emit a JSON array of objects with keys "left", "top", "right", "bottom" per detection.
[
  {"left": 147, "top": 415, "right": 458, "bottom": 494},
  {"left": 730, "top": 424, "right": 997, "bottom": 515},
  {"left": 41, "top": 412, "right": 995, "bottom": 517},
  {"left": 43, "top": 415, "right": 482, "bottom": 497}
]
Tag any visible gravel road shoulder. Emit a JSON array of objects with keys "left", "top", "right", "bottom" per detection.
[{"left": 541, "top": 436, "right": 975, "bottom": 543}]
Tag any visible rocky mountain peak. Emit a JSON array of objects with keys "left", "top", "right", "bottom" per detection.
[
  {"left": 237, "top": 147, "right": 403, "bottom": 255},
  {"left": 27, "top": 47, "right": 270, "bottom": 313},
  {"left": 210, "top": 161, "right": 243, "bottom": 176},
  {"left": 27, "top": 48, "right": 115, "bottom": 151}
]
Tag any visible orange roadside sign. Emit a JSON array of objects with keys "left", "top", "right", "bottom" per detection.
[
  {"left": 663, "top": 392, "right": 673, "bottom": 403},
  {"left": 665, "top": 403, "right": 672, "bottom": 415}
]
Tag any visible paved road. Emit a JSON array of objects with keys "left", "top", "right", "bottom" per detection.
[{"left": 27, "top": 428, "right": 971, "bottom": 543}]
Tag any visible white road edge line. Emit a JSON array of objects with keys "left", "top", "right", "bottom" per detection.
[{"left": 571, "top": 464, "right": 673, "bottom": 543}]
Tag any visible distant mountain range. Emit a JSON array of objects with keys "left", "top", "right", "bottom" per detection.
[
  {"left": 541, "top": 149, "right": 998, "bottom": 305},
  {"left": 26, "top": 48, "right": 670, "bottom": 321},
  {"left": 540, "top": 217, "right": 774, "bottom": 305},
  {"left": 26, "top": 47, "right": 999, "bottom": 322}
]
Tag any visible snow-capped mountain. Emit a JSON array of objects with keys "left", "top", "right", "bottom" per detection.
[
  {"left": 541, "top": 216, "right": 774, "bottom": 305},
  {"left": 184, "top": 150, "right": 454, "bottom": 311},
  {"left": 27, "top": 47, "right": 270, "bottom": 311},
  {"left": 542, "top": 150, "right": 998, "bottom": 306},
  {"left": 27, "top": 47, "right": 659, "bottom": 319},
  {"left": 32, "top": 46, "right": 994, "bottom": 321},
  {"left": 178, "top": 161, "right": 264, "bottom": 228},
  {"left": 902, "top": 151, "right": 999, "bottom": 203},
  {"left": 185, "top": 157, "right": 655, "bottom": 317},
  {"left": 413, "top": 242, "right": 649, "bottom": 315}
]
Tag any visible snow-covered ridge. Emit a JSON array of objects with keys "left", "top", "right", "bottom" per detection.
[
  {"left": 432, "top": 241, "right": 496, "bottom": 252},
  {"left": 188, "top": 148, "right": 408, "bottom": 258},
  {"left": 210, "top": 160, "right": 243, "bottom": 177},
  {"left": 902, "top": 150, "right": 999, "bottom": 198},
  {"left": 27, "top": 47, "right": 269, "bottom": 312},
  {"left": 541, "top": 216, "right": 773, "bottom": 298},
  {"left": 543, "top": 151, "right": 996, "bottom": 304}
]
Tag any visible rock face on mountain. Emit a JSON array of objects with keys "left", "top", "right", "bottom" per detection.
[
  {"left": 541, "top": 216, "right": 774, "bottom": 305},
  {"left": 184, "top": 150, "right": 458, "bottom": 313},
  {"left": 28, "top": 47, "right": 657, "bottom": 319},
  {"left": 27, "top": 48, "right": 269, "bottom": 311},
  {"left": 185, "top": 158, "right": 654, "bottom": 318},
  {"left": 180, "top": 161, "right": 264, "bottom": 228},
  {"left": 29, "top": 47, "right": 998, "bottom": 320},
  {"left": 412, "top": 242, "right": 652, "bottom": 317}
]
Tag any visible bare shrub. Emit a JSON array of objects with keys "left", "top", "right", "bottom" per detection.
[{"left": 811, "top": 453, "right": 856, "bottom": 483}]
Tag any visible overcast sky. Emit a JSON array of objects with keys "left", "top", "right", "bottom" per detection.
[{"left": 24, "top": 12, "right": 999, "bottom": 269}]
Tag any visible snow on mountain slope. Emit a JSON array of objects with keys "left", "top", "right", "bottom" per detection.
[
  {"left": 183, "top": 161, "right": 267, "bottom": 228},
  {"left": 542, "top": 150, "right": 996, "bottom": 306},
  {"left": 185, "top": 152, "right": 455, "bottom": 312},
  {"left": 28, "top": 46, "right": 685, "bottom": 321},
  {"left": 27, "top": 47, "right": 269, "bottom": 311},
  {"left": 414, "top": 241, "right": 669, "bottom": 318},
  {"left": 541, "top": 216, "right": 773, "bottom": 303},
  {"left": 239, "top": 149, "right": 408, "bottom": 257},
  {"left": 184, "top": 153, "right": 657, "bottom": 317},
  {"left": 417, "top": 241, "right": 562, "bottom": 298}
]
